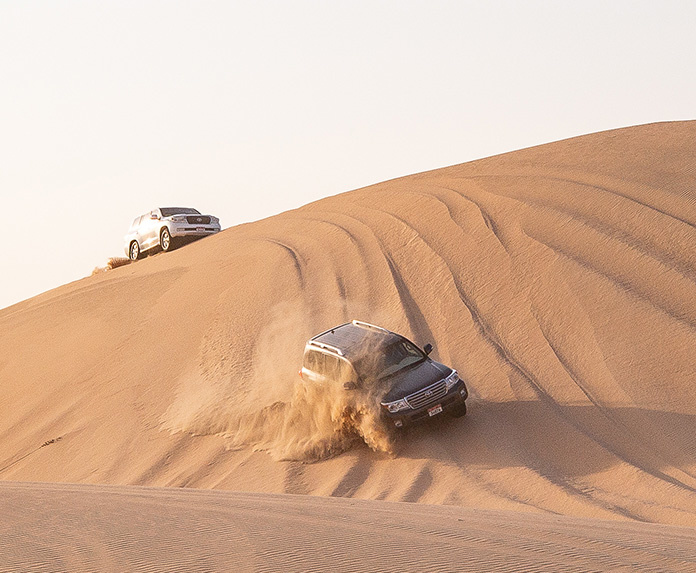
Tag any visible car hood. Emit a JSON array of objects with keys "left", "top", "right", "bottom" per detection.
[{"left": 381, "top": 359, "right": 452, "bottom": 402}]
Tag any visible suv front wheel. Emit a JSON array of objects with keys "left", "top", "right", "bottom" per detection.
[
  {"left": 449, "top": 401, "right": 467, "bottom": 418},
  {"left": 160, "top": 227, "right": 174, "bottom": 252}
]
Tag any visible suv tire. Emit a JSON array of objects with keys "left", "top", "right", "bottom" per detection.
[
  {"left": 129, "top": 241, "right": 141, "bottom": 261},
  {"left": 160, "top": 227, "right": 174, "bottom": 252},
  {"left": 449, "top": 401, "right": 467, "bottom": 418}
]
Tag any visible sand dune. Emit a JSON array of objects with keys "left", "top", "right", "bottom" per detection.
[
  {"left": 1, "top": 121, "right": 695, "bottom": 569},
  {"left": 2, "top": 481, "right": 694, "bottom": 572}
]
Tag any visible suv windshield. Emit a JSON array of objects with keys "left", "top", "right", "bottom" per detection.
[
  {"left": 355, "top": 339, "right": 425, "bottom": 380},
  {"left": 160, "top": 207, "right": 201, "bottom": 217}
]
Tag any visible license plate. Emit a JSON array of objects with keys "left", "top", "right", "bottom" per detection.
[
  {"left": 196, "top": 227, "right": 205, "bottom": 232},
  {"left": 428, "top": 404, "right": 443, "bottom": 417}
]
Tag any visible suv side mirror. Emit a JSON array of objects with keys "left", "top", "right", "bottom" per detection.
[
  {"left": 150, "top": 212, "right": 159, "bottom": 219},
  {"left": 343, "top": 381, "right": 359, "bottom": 391},
  {"left": 423, "top": 343, "right": 433, "bottom": 356}
]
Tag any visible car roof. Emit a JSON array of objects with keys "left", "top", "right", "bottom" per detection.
[{"left": 309, "top": 321, "right": 400, "bottom": 360}]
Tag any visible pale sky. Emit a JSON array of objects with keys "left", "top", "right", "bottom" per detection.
[{"left": 1, "top": 1, "right": 694, "bottom": 310}]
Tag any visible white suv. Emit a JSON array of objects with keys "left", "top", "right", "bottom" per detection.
[{"left": 124, "top": 207, "right": 221, "bottom": 260}]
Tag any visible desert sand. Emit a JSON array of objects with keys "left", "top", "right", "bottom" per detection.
[
  {"left": 2, "top": 481, "right": 694, "bottom": 572},
  {"left": 1, "top": 121, "right": 695, "bottom": 570}
]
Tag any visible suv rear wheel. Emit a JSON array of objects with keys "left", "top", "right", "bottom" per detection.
[{"left": 129, "top": 241, "right": 141, "bottom": 261}]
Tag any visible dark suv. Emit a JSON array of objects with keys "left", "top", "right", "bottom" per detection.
[{"left": 300, "top": 320, "right": 468, "bottom": 427}]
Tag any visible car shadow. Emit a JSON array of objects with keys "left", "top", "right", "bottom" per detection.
[{"left": 391, "top": 399, "right": 696, "bottom": 484}]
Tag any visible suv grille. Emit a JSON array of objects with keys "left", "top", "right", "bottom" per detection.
[
  {"left": 186, "top": 215, "right": 211, "bottom": 224},
  {"left": 405, "top": 379, "right": 448, "bottom": 410}
]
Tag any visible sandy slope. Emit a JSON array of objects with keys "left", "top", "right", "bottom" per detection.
[
  {"left": 1, "top": 121, "right": 695, "bottom": 569},
  {"left": 2, "top": 481, "right": 694, "bottom": 573}
]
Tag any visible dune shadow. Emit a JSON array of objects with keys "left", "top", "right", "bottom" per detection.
[{"left": 397, "top": 400, "right": 696, "bottom": 484}]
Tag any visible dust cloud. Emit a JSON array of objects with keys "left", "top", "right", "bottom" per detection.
[
  {"left": 91, "top": 257, "right": 132, "bottom": 275},
  {"left": 163, "top": 359, "right": 397, "bottom": 463},
  {"left": 235, "top": 376, "right": 396, "bottom": 462},
  {"left": 162, "top": 301, "right": 401, "bottom": 462}
]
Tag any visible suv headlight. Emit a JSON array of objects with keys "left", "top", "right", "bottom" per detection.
[
  {"left": 445, "top": 370, "right": 460, "bottom": 391},
  {"left": 171, "top": 216, "right": 186, "bottom": 222},
  {"left": 381, "top": 398, "right": 410, "bottom": 413}
]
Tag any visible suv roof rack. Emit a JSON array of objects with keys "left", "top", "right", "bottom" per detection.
[
  {"left": 307, "top": 340, "right": 344, "bottom": 356},
  {"left": 351, "top": 320, "right": 390, "bottom": 334}
]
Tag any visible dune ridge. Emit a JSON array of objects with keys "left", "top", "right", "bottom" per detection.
[{"left": 1, "top": 122, "right": 695, "bottom": 569}]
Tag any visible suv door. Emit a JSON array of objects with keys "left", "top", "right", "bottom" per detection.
[
  {"left": 131, "top": 215, "right": 145, "bottom": 247},
  {"left": 141, "top": 210, "right": 160, "bottom": 250}
]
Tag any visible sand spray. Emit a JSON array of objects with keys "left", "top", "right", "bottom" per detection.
[{"left": 162, "top": 299, "right": 401, "bottom": 461}]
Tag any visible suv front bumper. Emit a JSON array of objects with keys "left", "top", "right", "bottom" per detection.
[
  {"left": 382, "top": 379, "right": 468, "bottom": 427},
  {"left": 169, "top": 224, "right": 221, "bottom": 238}
]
